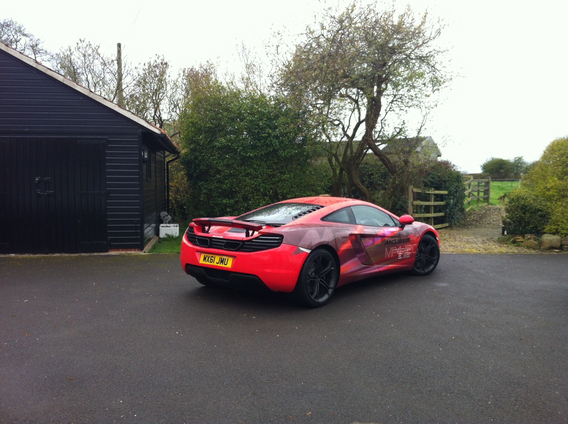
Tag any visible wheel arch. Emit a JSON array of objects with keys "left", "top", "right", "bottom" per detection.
[
  {"left": 311, "top": 244, "right": 340, "bottom": 269},
  {"left": 422, "top": 230, "right": 439, "bottom": 244}
]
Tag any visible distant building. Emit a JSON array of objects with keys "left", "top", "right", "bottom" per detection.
[{"left": 381, "top": 136, "right": 441, "bottom": 161}]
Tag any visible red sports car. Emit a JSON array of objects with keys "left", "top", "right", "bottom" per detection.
[{"left": 181, "top": 196, "right": 440, "bottom": 307}]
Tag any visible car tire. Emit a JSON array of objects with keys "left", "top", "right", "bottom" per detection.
[
  {"left": 411, "top": 234, "right": 440, "bottom": 276},
  {"left": 293, "top": 248, "right": 339, "bottom": 308}
]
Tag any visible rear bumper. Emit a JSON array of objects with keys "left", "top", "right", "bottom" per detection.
[{"left": 180, "top": 235, "right": 309, "bottom": 293}]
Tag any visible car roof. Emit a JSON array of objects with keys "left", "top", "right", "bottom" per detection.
[{"left": 280, "top": 196, "right": 357, "bottom": 207}]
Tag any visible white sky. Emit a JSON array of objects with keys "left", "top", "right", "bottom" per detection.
[{"left": 3, "top": 0, "right": 568, "bottom": 173}]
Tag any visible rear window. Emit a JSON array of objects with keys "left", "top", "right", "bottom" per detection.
[{"left": 238, "top": 203, "right": 323, "bottom": 226}]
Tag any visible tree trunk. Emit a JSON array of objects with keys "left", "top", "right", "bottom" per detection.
[
  {"left": 347, "top": 158, "right": 372, "bottom": 201},
  {"left": 365, "top": 138, "right": 398, "bottom": 176}
]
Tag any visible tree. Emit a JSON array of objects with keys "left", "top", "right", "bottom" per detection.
[
  {"left": 481, "top": 157, "right": 514, "bottom": 179},
  {"left": 0, "top": 19, "right": 50, "bottom": 62},
  {"left": 275, "top": 1, "right": 448, "bottom": 200},
  {"left": 125, "top": 55, "right": 172, "bottom": 129},
  {"left": 180, "top": 82, "right": 328, "bottom": 218},
  {"left": 481, "top": 156, "right": 529, "bottom": 179},
  {"left": 511, "top": 156, "right": 529, "bottom": 178},
  {"left": 52, "top": 39, "right": 129, "bottom": 102}
]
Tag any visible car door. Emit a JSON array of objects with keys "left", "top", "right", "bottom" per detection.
[{"left": 351, "top": 205, "right": 417, "bottom": 270}]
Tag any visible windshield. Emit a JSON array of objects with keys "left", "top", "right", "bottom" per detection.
[{"left": 238, "top": 203, "right": 323, "bottom": 226}]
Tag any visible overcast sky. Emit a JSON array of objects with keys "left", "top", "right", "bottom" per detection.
[{"left": 3, "top": 0, "right": 567, "bottom": 173}]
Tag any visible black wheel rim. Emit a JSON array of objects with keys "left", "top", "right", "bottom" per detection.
[
  {"left": 414, "top": 237, "right": 439, "bottom": 274},
  {"left": 306, "top": 253, "right": 336, "bottom": 303}
]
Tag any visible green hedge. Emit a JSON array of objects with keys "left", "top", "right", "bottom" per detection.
[{"left": 504, "top": 189, "right": 550, "bottom": 235}]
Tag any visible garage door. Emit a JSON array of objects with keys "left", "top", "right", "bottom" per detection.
[{"left": 0, "top": 137, "right": 107, "bottom": 253}]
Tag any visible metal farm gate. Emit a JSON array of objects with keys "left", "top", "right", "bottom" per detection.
[{"left": 0, "top": 137, "right": 107, "bottom": 253}]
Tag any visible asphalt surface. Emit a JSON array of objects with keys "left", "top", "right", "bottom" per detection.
[{"left": 0, "top": 253, "right": 567, "bottom": 424}]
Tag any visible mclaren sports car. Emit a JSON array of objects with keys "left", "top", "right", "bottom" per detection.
[{"left": 181, "top": 196, "right": 440, "bottom": 307}]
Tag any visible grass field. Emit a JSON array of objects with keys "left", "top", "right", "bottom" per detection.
[{"left": 490, "top": 180, "right": 521, "bottom": 205}]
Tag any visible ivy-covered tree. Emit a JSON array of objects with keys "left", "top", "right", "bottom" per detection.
[{"left": 180, "top": 83, "right": 328, "bottom": 218}]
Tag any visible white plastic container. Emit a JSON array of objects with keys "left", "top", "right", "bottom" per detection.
[{"left": 159, "top": 224, "right": 179, "bottom": 238}]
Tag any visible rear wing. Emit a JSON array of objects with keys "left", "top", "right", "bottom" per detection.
[{"left": 192, "top": 218, "right": 263, "bottom": 237}]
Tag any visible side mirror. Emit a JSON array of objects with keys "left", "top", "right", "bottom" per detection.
[{"left": 398, "top": 215, "right": 414, "bottom": 227}]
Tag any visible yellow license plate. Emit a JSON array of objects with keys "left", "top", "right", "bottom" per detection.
[{"left": 199, "top": 253, "right": 233, "bottom": 268}]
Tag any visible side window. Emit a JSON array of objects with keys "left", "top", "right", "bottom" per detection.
[
  {"left": 352, "top": 205, "right": 396, "bottom": 227},
  {"left": 322, "top": 207, "right": 353, "bottom": 224}
]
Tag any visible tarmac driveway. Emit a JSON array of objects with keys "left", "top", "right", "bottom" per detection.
[{"left": 1, "top": 253, "right": 567, "bottom": 424}]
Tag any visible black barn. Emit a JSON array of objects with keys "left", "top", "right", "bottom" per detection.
[{"left": 0, "top": 42, "right": 178, "bottom": 254}]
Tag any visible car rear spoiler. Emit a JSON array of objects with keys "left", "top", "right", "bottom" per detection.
[{"left": 192, "top": 218, "right": 264, "bottom": 237}]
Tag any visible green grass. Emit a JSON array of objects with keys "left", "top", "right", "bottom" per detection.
[
  {"left": 490, "top": 180, "right": 520, "bottom": 205},
  {"left": 150, "top": 223, "right": 187, "bottom": 254}
]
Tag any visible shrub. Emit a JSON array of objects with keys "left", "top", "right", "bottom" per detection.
[
  {"left": 180, "top": 85, "right": 328, "bottom": 218},
  {"left": 523, "top": 137, "right": 568, "bottom": 205},
  {"left": 423, "top": 160, "right": 466, "bottom": 227},
  {"left": 544, "top": 201, "right": 568, "bottom": 237},
  {"left": 504, "top": 189, "right": 550, "bottom": 235},
  {"left": 358, "top": 159, "right": 466, "bottom": 225},
  {"left": 503, "top": 136, "right": 567, "bottom": 236}
]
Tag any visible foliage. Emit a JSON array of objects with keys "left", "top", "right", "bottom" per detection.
[
  {"left": 511, "top": 156, "right": 530, "bottom": 178},
  {"left": 504, "top": 189, "right": 550, "bottom": 235},
  {"left": 422, "top": 160, "right": 466, "bottom": 226},
  {"left": 481, "top": 156, "right": 528, "bottom": 179},
  {"left": 516, "top": 136, "right": 568, "bottom": 236},
  {"left": 481, "top": 158, "right": 514, "bottom": 179},
  {"left": 357, "top": 157, "right": 465, "bottom": 224},
  {"left": 168, "top": 158, "right": 191, "bottom": 220},
  {"left": 522, "top": 137, "right": 568, "bottom": 205},
  {"left": 0, "top": 18, "right": 50, "bottom": 62},
  {"left": 125, "top": 55, "right": 173, "bottom": 128},
  {"left": 180, "top": 83, "right": 328, "bottom": 218},
  {"left": 544, "top": 200, "right": 568, "bottom": 237},
  {"left": 275, "top": 1, "right": 448, "bottom": 200}
]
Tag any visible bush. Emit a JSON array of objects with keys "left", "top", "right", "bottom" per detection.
[
  {"left": 544, "top": 201, "right": 568, "bottom": 237},
  {"left": 504, "top": 189, "right": 550, "bottom": 235},
  {"left": 180, "top": 85, "right": 328, "bottom": 218},
  {"left": 503, "top": 136, "right": 567, "bottom": 236},
  {"left": 357, "top": 158, "right": 466, "bottom": 225},
  {"left": 423, "top": 161, "right": 466, "bottom": 227},
  {"left": 523, "top": 137, "right": 568, "bottom": 205}
]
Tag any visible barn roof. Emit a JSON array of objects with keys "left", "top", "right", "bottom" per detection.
[{"left": 0, "top": 41, "right": 178, "bottom": 154}]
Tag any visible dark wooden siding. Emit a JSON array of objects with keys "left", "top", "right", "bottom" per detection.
[{"left": 0, "top": 48, "right": 168, "bottom": 252}]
